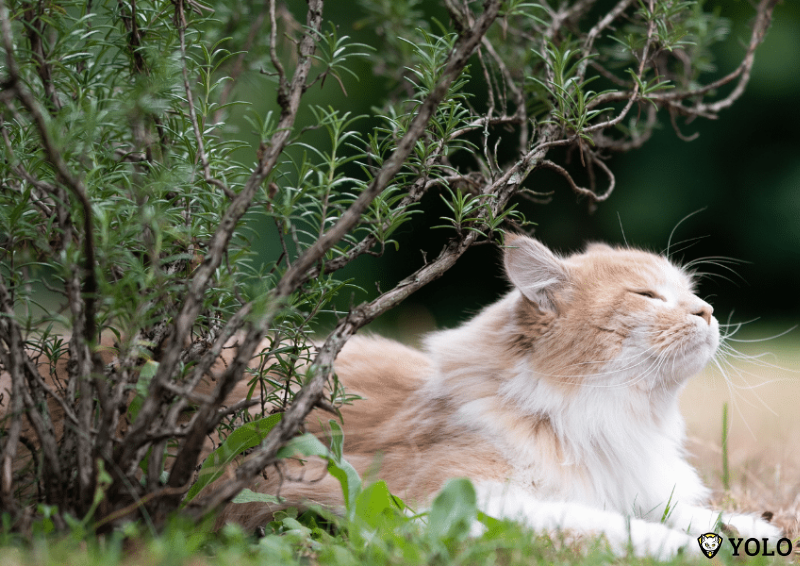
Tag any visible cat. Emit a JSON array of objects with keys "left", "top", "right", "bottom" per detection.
[{"left": 221, "top": 234, "right": 782, "bottom": 559}]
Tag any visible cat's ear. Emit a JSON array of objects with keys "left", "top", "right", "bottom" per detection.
[{"left": 503, "top": 234, "right": 569, "bottom": 312}]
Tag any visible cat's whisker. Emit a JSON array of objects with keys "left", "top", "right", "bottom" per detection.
[
  {"left": 707, "top": 337, "right": 785, "bottom": 437},
  {"left": 717, "top": 317, "right": 761, "bottom": 329},
  {"left": 708, "top": 356, "right": 759, "bottom": 440},
  {"left": 716, "top": 342, "right": 768, "bottom": 377},
  {"left": 617, "top": 212, "right": 630, "bottom": 248},
  {"left": 577, "top": 349, "right": 671, "bottom": 389},
  {"left": 643, "top": 351, "right": 671, "bottom": 391},
  {"left": 711, "top": 354, "right": 767, "bottom": 440},
  {"left": 717, "top": 334, "right": 800, "bottom": 375},
  {"left": 556, "top": 348, "right": 662, "bottom": 383},
  {"left": 690, "top": 271, "right": 740, "bottom": 286},
  {"left": 664, "top": 207, "right": 707, "bottom": 258},
  {"left": 519, "top": 345, "right": 662, "bottom": 382},
  {"left": 683, "top": 255, "right": 749, "bottom": 268},
  {"left": 722, "top": 325, "right": 798, "bottom": 343},
  {"left": 683, "top": 257, "right": 748, "bottom": 285},
  {"left": 662, "top": 235, "right": 710, "bottom": 260},
  {"left": 718, "top": 346, "right": 780, "bottom": 368},
  {"left": 715, "top": 355, "right": 796, "bottom": 395}
]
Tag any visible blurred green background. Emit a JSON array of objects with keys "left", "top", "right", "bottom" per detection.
[{"left": 229, "top": 1, "right": 800, "bottom": 339}]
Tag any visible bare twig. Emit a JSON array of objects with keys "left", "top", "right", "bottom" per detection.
[
  {"left": 0, "top": 282, "right": 24, "bottom": 513},
  {"left": 576, "top": 0, "right": 636, "bottom": 83},
  {"left": 268, "top": 0, "right": 287, "bottom": 94},
  {"left": 582, "top": 0, "right": 656, "bottom": 135},
  {"left": 117, "top": 0, "right": 147, "bottom": 74},
  {"left": 175, "top": 0, "right": 235, "bottom": 199},
  {"left": 160, "top": 319, "right": 269, "bottom": 509},
  {"left": 0, "top": 123, "right": 55, "bottom": 217},
  {"left": 586, "top": 0, "right": 778, "bottom": 120},
  {"left": 476, "top": 47, "right": 496, "bottom": 118},
  {"left": 668, "top": 105, "right": 700, "bottom": 142},
  {"left": 0, "top": 273, "right": 65, "bottom": 506},
  {"left": 537, "top": 158, "right": 615, "bottom": 203},
  {"left": 679, "top": 0, "right": 777, "bottom": 115},
  {"left": 21, "top": 3, "right": 62, "bottom": 112},
  {"left": 165, "top": 301, "right": 254, "bottom": 426},
  {"left": 480, "top": 36, "right": 528, "bottom": 149},
  {"left": 92, "top": 481, "right": 193, "bottom": 531},
  {"left": 213, "top": 2, "right": 269, "bottom": 123},
  {"left": 596, "top": 103, "right": 658, "bottom": 152}
]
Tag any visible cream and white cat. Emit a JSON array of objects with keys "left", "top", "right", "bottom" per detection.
[{"left": 224, "top": 234, "right": 781, "bottom": 558}]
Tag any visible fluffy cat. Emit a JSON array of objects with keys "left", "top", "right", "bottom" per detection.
[{"left": 222, "top": 234, "right": 781, "bottom": 558}]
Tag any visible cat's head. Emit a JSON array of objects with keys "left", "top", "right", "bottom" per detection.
[{"left": 504, "top": 234, "right": 719, "bottom": 389}]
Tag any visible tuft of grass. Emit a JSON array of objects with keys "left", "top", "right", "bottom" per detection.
[{"left": 721, "top": 402, "right": 730, "bottom": 491}]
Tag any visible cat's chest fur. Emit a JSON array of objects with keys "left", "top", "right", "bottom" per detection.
[
  {"left": 450, "top": 383, "right": 704, "bottom": 516},
  {"left": 413, "top": 289, "right": 709, "bottom": 518}
]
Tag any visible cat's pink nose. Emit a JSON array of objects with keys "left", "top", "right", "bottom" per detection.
[{"left": 693, "top": 304, "right": 713, "bottom": 325}]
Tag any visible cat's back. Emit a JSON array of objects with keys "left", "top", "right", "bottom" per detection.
[
  {"left": 322, "top": 335, "right": 431, "bottom": 445},
  {"left": 335, "top": 334, "right": 430, "bottom": 403},
  {"left": 218, "top": 335, "right": 437, "bottom": 529}
]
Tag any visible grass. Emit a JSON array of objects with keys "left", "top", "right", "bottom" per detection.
[
  {"left": 1, "top": 504, "right": 796, "bottom": 566},
  {"left": 2, "top": 330, "right": 799, "bottom": 565},
  {"left": 0, "top": 512, "right": 705, "bottom": 566},
  {"left": 722, "top": 401, "right": 730, "bottom": 491}
]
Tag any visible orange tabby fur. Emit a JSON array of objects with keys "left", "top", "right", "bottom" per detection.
[
  {"left": 218, "top": 235, "right": 780, "bottom": 559},
  {"left": 219, "top": 335, "right": 511, "bottom": 528},
  {"left": 220, "top": 237, "right": 710, "bottom": 526}
]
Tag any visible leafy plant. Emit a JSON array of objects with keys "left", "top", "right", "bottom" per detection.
[{"left": 0, "top": 0, "right": 777, "bottom": 538}]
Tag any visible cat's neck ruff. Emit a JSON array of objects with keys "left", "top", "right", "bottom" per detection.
[{"left": 422, "top": 289, "right": 706, "bottom": 515}]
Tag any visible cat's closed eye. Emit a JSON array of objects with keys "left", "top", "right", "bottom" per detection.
[{"left": 632, "top": 290, "right": 666, "bottom": 302}]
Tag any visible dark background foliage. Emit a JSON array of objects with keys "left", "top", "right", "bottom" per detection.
[{"left": 226, "top": 0, "right": 800, "bottom": 333}]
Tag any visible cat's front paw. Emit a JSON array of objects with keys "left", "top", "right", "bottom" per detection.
[
  {"left": 624, "top": 521, "right": 695, "bottom": 560},
  {"left": 724, "top": 514, "right": 782, "bottom": 540}
]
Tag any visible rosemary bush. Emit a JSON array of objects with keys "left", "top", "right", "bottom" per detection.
[{"left": 0, "top": 0, "right": 776, "bottom": 533}]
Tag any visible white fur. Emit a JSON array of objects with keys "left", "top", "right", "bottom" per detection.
[
  {"left": 472, "top": 481, "right": 696, "bottom": 559},
  {"left": 418, "top": 239, "right": 780, "bottom": 558}
]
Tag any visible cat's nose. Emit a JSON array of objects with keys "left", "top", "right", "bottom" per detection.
[{"left": 692, "top": 303, "right": 713, "bottom": 325}]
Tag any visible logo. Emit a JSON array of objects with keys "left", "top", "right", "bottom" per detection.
[
  {"left": 698, "top": 532, "right": 723, "bottom": 559},
  {"left": 697, "top": 532, "right": 795, "bottom": 559}
]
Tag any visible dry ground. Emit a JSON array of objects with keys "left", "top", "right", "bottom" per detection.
[{"left": 681, "top": 336, "right": 800, "bottom": 542}]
